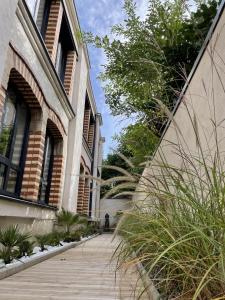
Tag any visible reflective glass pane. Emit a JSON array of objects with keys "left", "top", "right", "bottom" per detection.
[
  {"left": 39, "top": 135, "right": 53, "bottom": 202},
  {"left": 25, "top": 0, "right": 38, "bottom": 17},
  {"left": 12, "top": 102, "right": 27, "bottom": 166},
  {"left": 7, "top": 168, "right": 17, "bottom": 193},
  {"left": 0, "top": 164, "right": 6, "bottom": 189},
  {"left": 36, "top": 0, "right": 46, "bottom": 32},
  {"left": 0, "top": 92, "right": 16, "bottom": 157}
]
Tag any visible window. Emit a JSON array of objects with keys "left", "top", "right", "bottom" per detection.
[
  {"left": 0, "top": 87, "right": 30, "bottom": 196},
  {"left": 38, "top": 131, "right": 54, "bottom": 204},
  {"left": 25, "top": 0, "right": 39, "bottom": 17},
  {"left": 25, "top": 0, "right": 51, "bottom": 38},
  {"left": 55, "top": 15, "right": 74, "bottom": 83},
  {"left": 55, "top": 39, "right": 67, "bottom": 82}
]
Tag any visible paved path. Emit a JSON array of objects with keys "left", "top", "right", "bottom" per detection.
[{"left": 0, "top": 234, "right": 149, "bottom": 300}]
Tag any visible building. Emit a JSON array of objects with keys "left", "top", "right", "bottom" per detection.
[{"left": 0, "top": 0, "right": 104, "bottom": 233}]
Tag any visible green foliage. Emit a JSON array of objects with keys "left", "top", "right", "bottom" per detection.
[
  {"left": 56, "top": 208, "right": 88, "bottom": 234},
  {"left": 63, "top": 231, "right": 81, "bottom": 243},
  {"left": 0, "top": 225, "right": 30, "bottom": 264},
  {"left": 35, "top": 234, "right": 49, "bottom": 252},
  {"left": 16, "top": 240, "right": 34, "bottom": 258},
  {"left": 0, "top": 225, "right": 30, "bottom": 248},
  {"left": 83, "top": 222, "right": 100, "bottom": 236},
  {"left": 0, "top": 127, "right": 12, "bottom": 156},
  {"left": 46, "top": 231, "right": 63, "bottom": 247},
  {"left": 114, "top": 123, "right": 159, "bottom": 166},
  {"left": 85, "top": 0, "right": 219, "bottom": 136},
  {"left": 0, "top": 247, "right": 11, "bottom": 265},
  {"left": 113, "top": 108, "right": 225, "bottom": 297}
]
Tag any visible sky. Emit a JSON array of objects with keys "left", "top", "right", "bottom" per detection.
[{"left": 74, "top": 0, "right": 149, "bottom": 157}]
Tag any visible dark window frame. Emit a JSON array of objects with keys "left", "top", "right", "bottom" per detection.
[
  {"left": 38, "top": 129, "right": 54, "bottom": 205},
  {"left": 55, "top": 14, "right": 75, "bottom": 83},
  {"left": 40, "top": 0, "right": 51, "bottom": 38},
  {"left": 0, "top": 84, "right": 30, "bottom": 198}
]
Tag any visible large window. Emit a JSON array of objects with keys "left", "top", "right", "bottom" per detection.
[
  {"left": 55, "top": 16, "right": 74, "bottom": 83},
  {"left": 0, "top": 87, "right": 30, "bottom": 196},
  {"left": 38, "top": 131, "right": 54, "bottom": 204}
]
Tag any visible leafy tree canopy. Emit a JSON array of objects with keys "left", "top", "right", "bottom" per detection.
[{"left": 85, "top": 0, "right": 219, "bottom": 136}]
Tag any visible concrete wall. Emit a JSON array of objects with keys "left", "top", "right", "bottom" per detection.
[
  {"left": 100, "top": 198, "right": 131, "bottom": 228},
  {"left": 0, "top": 0, "right": 19, "bottom": 83},
  {"left": 139, "top": 1, "right": 225, "bottom": 204},
  {"left": 62, "top": 46, "right": 88, "bottom": 212}
]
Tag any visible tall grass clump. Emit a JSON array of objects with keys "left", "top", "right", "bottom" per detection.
[{"left": 106, "top": 72, "right": 225, "bottom": 299}]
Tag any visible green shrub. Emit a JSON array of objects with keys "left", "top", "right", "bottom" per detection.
[
  {"left": 46, "top": 231, "right": 63, "bottom": 247},
  {"left": 56, "top": 208, "right": 88, "bottom": 234},
  {"left": 0, "top": 247, "right": 11, "bottom": 265},
  {"left": 35, "top": 234, "right": 49, "bottom": 252},
  {"left": 18, "top": 240, "right": 34, "bottom": 257},
  {"left": 0, "top": 225, "right": 30, "bottom": 264},
  {"left": 63, "top": 231, "right": 81, "bottom": 243}
]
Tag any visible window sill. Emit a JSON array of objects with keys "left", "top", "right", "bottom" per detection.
[{"left": 0, "top": 194, "right": 58, "bottom": 210}]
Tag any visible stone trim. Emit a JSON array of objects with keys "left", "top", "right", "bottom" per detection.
[{"left": 44, "top": 0, "right": 63, "bottom": 64}]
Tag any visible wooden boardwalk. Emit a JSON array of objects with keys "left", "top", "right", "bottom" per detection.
[{"left": 0, "top": 234, "right": 149, "bottom": 300}]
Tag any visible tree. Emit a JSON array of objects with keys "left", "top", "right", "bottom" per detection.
[
  {"left": 114, "top": 122, "right": 159, "bottom": 166},
  {"left": 85, "top": 0, "right": 219, "bottom": 136}
]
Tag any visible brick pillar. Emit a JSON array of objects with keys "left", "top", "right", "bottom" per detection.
[
  {"left": 48, "top": 152, "right": 64, "bottom": 206},
  {"left": 83, "top": 109, "right": 91, "bottom": 141},
  {"left": 83, "top": 179, "right": 90, "bottom": 215},
  {"left": 64, "top": 51, "right": 77, "bottom": 98},
  {"left": 21, "top": 109, "right": 46, "bottom": 201},
  {"left": 0, "top": 87, "right": 6, "bottom": 122},
  {"left": 77, "top": 177, "right": 85, "bottom": 214},
  {"left": 44, "top": 0, "right": 63, "bottom": 63},
  {"left": 88, "top": 123, "right": 95, "bottom": 152}
]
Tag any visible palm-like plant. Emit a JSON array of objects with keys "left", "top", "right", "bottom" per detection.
[
  {"left": 0, "top": 225, "right": 30, "bottom": 264},
  {"left": 56, "top": 208, "right": 87, "bottom": 234},
  {"left": 0, "top": 225, "right": 30, "bottom": 248}
]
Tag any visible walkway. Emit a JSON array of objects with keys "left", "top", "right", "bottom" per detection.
[{"left": 0, "top": 234, "right": 149, "bottom": 300}]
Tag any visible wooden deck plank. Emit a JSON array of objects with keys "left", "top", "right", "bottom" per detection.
[{"left": 0, "top": 234, "right": 149, "bottom": 300}]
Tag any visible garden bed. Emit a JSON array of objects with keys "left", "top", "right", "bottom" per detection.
[{"left": 0, "top": 234, "right": 98, "bottom": 280}]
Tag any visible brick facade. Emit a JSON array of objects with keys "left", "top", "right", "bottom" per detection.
[
  {"left": 21, "top": 111, "right": 46, "bottom": 200},
  {"left": 88, "top": 123, "right": 95, "bottom": 152},
  {"left": 77, "top": 161, "right": 91, "bottom": 215},
  {"left": 0, "top": 46, "right": 66, "bottom": 206},
  {"left": 83, "top": 180, "right": 90, "bottom": 215},
  {"left": 83, "top": 109, "right": 91, "bottom": 141},
  {"left": 64, "top": 51, "right": 77, "bottom": 98},
  {"left": 44, "top": 0, "right": 63, "bottom": 63},
  {"left": 77, "top": 176, "right": 85, "bottom": 214},
  {"left": 49, "top": 154, "right": 64, "bottom": 206}
]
